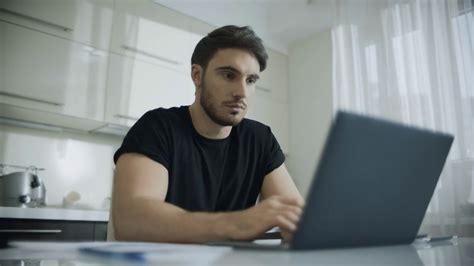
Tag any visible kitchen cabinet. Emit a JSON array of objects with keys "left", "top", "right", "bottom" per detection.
[
  {"left": 100, "top": 0, "right": 200, "bottom": 128},
  {"left": 105, "top": 53, "right": 195, "bottom": 127},
  {"left": 0, "top": 218, "right": 107, "bottom": 241},
  {"left": 0, "top": 207, "right": 109, "bottom": 241},
  {"left": 111, "top": 0, "right": 195, "bottom": 75},
  {"left": 0, "top": 0, "right": 114, "bottom": 50},
  {"left": 0, "top": 21, "right": 108, "bottom": 130},
  {"left": 0, "top": 0, "right": 290, "bottom": 152}
]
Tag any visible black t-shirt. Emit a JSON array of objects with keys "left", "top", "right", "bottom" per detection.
[{"left": 114, "top": 106, "right": 285, "bottom": 212}]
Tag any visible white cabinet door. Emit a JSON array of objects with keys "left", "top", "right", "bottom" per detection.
[
  {"left": 111, "top": 0, "right": 193, "bottom": 75},
  {"left": 106, "top": 54, "right": 195, "bottom": 127},
  {"left": 0, "top": 0, "right": 114, "bottom": 50},
  {"left": 0, "top": 21, "right": 107, "bottom": 121},
  {"left": 247, "top": 91, "right": 289, "bottom": 154}
]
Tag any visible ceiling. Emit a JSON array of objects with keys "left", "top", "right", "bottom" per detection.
[{"left": 153, "top": 0, "right": 339, "bottom": 54}]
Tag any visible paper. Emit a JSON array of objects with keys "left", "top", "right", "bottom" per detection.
[
  {"left": 9, "top": 241, "right": 232, "bottom": 264},
  {"left": 9, "top": 241, "right": 106, "bottom": 251}
]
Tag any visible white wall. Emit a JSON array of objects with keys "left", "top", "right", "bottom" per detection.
[
  {"left": 286, "top": 29, "right": 334, "bottom": 197},
  {"left": 0, "top": 124, "right": 122, "bottom": 210}
]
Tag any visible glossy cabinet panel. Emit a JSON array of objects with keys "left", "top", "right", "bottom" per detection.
[
  {"left": 111, "top": 0, "right": 193, "bottom": 74},
  {"left": 0, "top": 0, "right": 114, "bottom": 50},
  {"left": 0, "top": 21, "right": 107, "bottom": 122},
  {"left": 0, "top": 0, "right": 289, "bottom": 149},
  {"left": 106, "top": 54, "right": 195, "bottom": 127},
  {"left": 0, "top": 22, "right": 64, "bottom": 106}
]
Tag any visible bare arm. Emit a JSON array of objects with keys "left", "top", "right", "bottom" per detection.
[
  {"left": 261, "top": 164, "right": 304, "bottom": 202},
  {"left": 260, "top": 164, "right": 305, "bottom": 240},
  {"left": 112, "top": 153, "right": 223, "bottom": 243},
  {"left": 112, "top": 153, "right": 304, "bottom": 243}
]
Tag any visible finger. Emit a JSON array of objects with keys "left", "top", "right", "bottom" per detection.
[
  {"left": 275, "top": 214, "right": 298, "bottom": 233},
  {"left": 280, "top": 210, "right": 300, "bottom": 224}
]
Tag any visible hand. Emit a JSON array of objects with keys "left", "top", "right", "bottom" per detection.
[{"left": 223, "top": 195, "right": 304, "bottom": 241}]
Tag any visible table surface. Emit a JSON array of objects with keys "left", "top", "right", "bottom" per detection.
[{"left": 0, "top": 238, "right": 473, "bottom": 265}]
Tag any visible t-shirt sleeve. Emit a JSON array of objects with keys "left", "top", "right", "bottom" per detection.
[
  {"left": 263, "top": 126, "right": 285, "bottom": 175},
  {"left": 113, "top": 110, "right": 171, "bottom": 169}
]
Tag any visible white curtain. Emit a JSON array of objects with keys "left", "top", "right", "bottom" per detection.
[{"left": 332, "top": 0, "right": 474, "bottom": 236}]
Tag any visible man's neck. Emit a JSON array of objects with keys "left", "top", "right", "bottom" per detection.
[{"left": 189, "top": 103, "right": 232, "bottom": 139}]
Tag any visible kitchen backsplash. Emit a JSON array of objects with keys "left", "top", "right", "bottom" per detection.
[{"left": 0, "top": 123, "right": 122, "bottom": 210}]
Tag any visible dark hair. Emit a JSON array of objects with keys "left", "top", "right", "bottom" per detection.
[{"left": 191, "top": 25, "right": 268, "bottom": 71}]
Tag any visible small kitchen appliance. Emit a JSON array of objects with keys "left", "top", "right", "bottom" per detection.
[{"left": 0, "top": 164, "right": 47, "bottom": 207}]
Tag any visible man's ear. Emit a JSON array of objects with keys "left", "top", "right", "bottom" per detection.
[{"left": 191, "top": 64, "right": 203, "bottom": 87}]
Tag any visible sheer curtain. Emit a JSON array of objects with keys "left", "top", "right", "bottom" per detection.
[{"left": 332, "top": 0, "right": 474, "bottom": 236}]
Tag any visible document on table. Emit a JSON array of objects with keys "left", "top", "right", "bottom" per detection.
[{"left": 9, "top": 241, "right": 232, "bottom": 264}]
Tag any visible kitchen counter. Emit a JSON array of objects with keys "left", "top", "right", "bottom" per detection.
[{"left": 0, "top": 206, "right": 109, "bottom": 222}]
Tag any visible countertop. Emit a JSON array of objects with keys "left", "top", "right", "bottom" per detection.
[
  {"left": 0, "top": 238, "right": 473, "bottom": 265},
  {"left": 0, "top": 206, "right": 109, "bottom": 222}
]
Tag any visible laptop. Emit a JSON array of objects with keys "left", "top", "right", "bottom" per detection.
[{"left": 208, "top": 111, "right": 454, "bottom": 250}]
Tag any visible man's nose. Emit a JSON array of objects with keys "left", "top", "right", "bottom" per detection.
[{"left": 231, "top": 79, "right": 249, "bottom": 98}]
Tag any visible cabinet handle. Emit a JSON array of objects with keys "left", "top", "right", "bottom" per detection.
[
  {"left": 0, "top": 229, "right": 62, "bottom": 234},
  {"left": 0, "top": 8, "right": 73, "bottom": 32},
  {"left": 115, "top": 114, "right": 139, "bottom": 121},
  {"left": 0, "top": 91, "right": 64, "bottom": 106},
  {"left": 122, "top": 45, "right": 181, "bottom": 66}
]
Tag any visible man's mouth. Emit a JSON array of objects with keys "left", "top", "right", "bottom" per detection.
[{"left": 224, "top": 102, "right": 246, "bottom": 113}]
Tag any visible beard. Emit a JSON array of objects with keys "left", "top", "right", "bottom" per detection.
[{"left": 200, "top": 78, "right": 245, "bottom": 127}]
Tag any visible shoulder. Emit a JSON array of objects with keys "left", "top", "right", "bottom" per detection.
[
  {"left": 142, "top": 106, "right": 188, "bottom": 122},
  {"left": 236, "top": 117, "right": 285, "bottom": 168},
  {"left": 236, "top": 117, "right": 273, "bottom": 138},
  {"left": 114, "top": 107, "right": 189, "bottom": 165},
  {"left": 125, "top": 106, "right": 190, "bottom": 140},
  {"left": 134, "top": 106, "right": 189, "bottom": 130}
]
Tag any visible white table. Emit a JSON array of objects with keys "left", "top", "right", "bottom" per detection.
[{"left": 0, "top": 238, "right": 472, "bottom": 265}]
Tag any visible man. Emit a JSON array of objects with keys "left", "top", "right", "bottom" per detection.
[{"left": 109, "top": 25, "right": 304, "bottom": 243}]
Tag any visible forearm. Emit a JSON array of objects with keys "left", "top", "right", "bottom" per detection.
[{"left": 113, "top": 196, "right": 233, "bottom": 243}]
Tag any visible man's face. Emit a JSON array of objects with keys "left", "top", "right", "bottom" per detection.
[{"left": 194, "top": 48, "right": 260, "bottom": 126}]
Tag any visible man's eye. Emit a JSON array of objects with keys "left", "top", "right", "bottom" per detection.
[
  {"left": 222, "top": 72, "right": 235, "bottom": 80},
  {"left": 247, "top": 78, "right": 257, "bottom": 84}
]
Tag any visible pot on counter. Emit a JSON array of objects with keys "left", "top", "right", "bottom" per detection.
[{"left": 0, "top": 171, "right": 47, "bottom": 208}]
